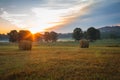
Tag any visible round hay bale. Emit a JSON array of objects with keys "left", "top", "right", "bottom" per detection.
[
  {"left": 18, "top": 40, "right": 32, "bottom": 50},
  {"left": 80, "top": 39, "right": 89, "bottom": 48}
]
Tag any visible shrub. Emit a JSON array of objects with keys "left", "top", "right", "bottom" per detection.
[
  {"left": 18, "top": 40, "right": 32, "bottom": 50},
  {"left": 80, "top": 39, "right": 89, "bottom": 48}
]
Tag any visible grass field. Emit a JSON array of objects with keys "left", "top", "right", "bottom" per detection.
[{"left": 0, "top": 39, "right": 120, "bottom": 80}]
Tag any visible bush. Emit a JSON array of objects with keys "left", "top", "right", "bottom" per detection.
[
  {"left": 80, "top": 39, "right": 89, "bottom": 48},
  {"left": 18, "top": 40, "right": 32, "bottom": 50}
]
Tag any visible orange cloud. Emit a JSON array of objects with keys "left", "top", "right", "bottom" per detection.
[{"left": 0, "top": 0, "right": 95, "bottom": 33}]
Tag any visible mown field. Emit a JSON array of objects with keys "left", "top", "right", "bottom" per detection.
[{"left": 0, "top": 39, "right": 120, "bottom": 80}]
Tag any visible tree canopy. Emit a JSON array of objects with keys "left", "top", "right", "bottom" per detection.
[
  {"left": 8, "top": 30, "right": 33, "bottom": 42},
  {"left": 86, "top": 27, "right": 100, "bottom": 41},
  {"left": 73, "top": 28, "right": 83, "bottom": 41},
  {"left": 44, "top": 31, "right": 58, "bottom": 42},
  {"left": 18, "top": 30, "right": 33, "bottom": 41},
  {"left": 8, "top": 30, "right": 18, "bottom": 42}
]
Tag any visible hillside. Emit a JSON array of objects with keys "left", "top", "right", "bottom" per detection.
[
  {"left": 98, "top": 26, "right": 120, "bottom": 38},
  {"left": 58, "top": 26, "right": 120, "bottom": 40}
]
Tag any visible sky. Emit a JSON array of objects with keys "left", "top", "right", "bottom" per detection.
[{"left": 0, "top": 0, "right": 120, "bottom": 34}]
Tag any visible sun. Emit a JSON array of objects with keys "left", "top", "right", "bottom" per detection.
[
  {"left": 29, "top": 27, "right": 45, "bottom": 34},
  {"left": 28, "top": 22, "right": 62, "bottom": 34},
  {"left": 1, "top": 1, "right": 91, "bottom": 34},
  {"left": 20, "top": 4, "right": 86, "bottom": 34},
  {"left": 27, "top": 8, "right": 64, "bottom": 34}
]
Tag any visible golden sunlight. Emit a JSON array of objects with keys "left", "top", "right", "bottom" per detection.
[
  {"left": 28, "top": 8, "right": 65, "bottom": 33},
  {"left": 29, "top": 22, "right": 62, "bottom": 34},
  {"left": 28, "top": 3, "right": 90, "bottom": 33},
  {"left": 0, "top": 0, "right": 92, "bottom": 34}
]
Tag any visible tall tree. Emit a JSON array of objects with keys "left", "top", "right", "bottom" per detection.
[
  {"left": 96, "top": 29, "right": 100, "bottom": 39},
  {"left": 50, "top": 31, "right": 58, "bottom": 42},
  {"left": 83, "top": 31, "right": 87, "bottom": 39},
  {"left": 8, "top": 30, "right": 18, "bottom": 42},
  {"left": 44, "top": 31, "right": 58, "bottom": 42},
  {"left": 44, "top": 32, "right": 50, "bottom": 42},
  {"left": 34, "top": 33, "right": 43, "bottom": 42},
  {"left": 87, "top": 27, "right": 100, "bottom": 41},
  {"left": 18, "top": 30, "right": 33, "bottom": 41},
  {"left": 73, "top": 28, "right": 83, "bottom": 41}
]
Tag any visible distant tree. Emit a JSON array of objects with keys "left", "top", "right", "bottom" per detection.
[
  {"left": 87, "top": 27, "right": 100, "bottom": 41},
  {"left": 109, "top": 34, "right": 118, "bottom": 39},
  {"left": 44, "top": 32, "right": 50, "bottom": 42},
  {"left": 34, "top": 33, "right": 43, "bottom": 42},
  {"left": 18, "top": 30, "right": 33, "bottom": 41},
  {"left": 8, "top": 30, "right": 18, "bottom": 42},
  {"left": 50, "top": 31, "right": 58, "bottom": 42},
  {"left": 0, "top": 34, "right": 8, "bottom": 40},
  {"left": 96, "top": 29, "right": 100, "bottom": 39},
  {"left": 83, "top": 31, "right": 87, "bottom": 39},
  {"left": 44, "top": 31, "right": 58, "bottom": 42},
  {"left": 73, "top": 28, "right": 83, "bottom": 41}
]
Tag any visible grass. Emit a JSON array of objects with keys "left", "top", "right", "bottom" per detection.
[{"left": 0, "top": 39, "right": 120, "bottom": 80}]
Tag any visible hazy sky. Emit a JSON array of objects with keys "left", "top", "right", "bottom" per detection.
[{"left": 0, "top": 0, "right": 120, "bottom": 33}]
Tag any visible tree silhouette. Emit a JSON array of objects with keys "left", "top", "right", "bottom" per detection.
[
  {"left": 8, "top": 30, "right": 18, "bottom": 42},
  {"left": 87, "top": 27, "right": 100, "bottom": 41},
  {"left": 44, "top": 31, "right": 58, "bottom": 42},
  {"left": 44, "top": 32, "right": 50, "bottom": 42},
  {"left": 50, "top": 31, "right": 58, "bottom": 42},
  {"left": 34, "top": 33, "right": 43, "bottom": 42},
  {"left": 18, "top": 30, "right": 33, "bottom": 41},
  {"left": 73, "top": 28, "right": 83, "bottom": 41}
]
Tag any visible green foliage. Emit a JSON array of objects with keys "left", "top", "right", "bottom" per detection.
[
  {"left": 44, "top": 32, "right": 50, "bottom": 42},
  {"left": 109, "top": 34, "right": 118, "bottom": 39},
  {"left": 8, "top": 30, "right": 33, "bottom": 42},
  {"left": 44, "top": 31, "right": 58, "bottom": 42},
  {"left": 87, "top": 27, "right": 100, "bottom": 41},
  {"left": 50, "top": 31, "right": 58, "bottom": 42},
  {"left": 99, "top": 26, "right": 120, "bottom": 39},
  {"left": 18, "top": 30, "right": 33, "bottom": 41},
  {"left": 34, "top": 33, "right": 43, "bottom": 42},
  {"left": 8, "top": 30, "right": 18, "bottom": 42},
  {"left": 73, "top": 28, "right": 83, "bottom": 41}
]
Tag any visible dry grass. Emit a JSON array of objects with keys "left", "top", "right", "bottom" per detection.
[{"left": 0, "top": 41, "right": 120, "bottom": 80}]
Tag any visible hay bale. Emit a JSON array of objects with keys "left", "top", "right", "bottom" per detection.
[
  {"left": 80, "top": 39, "right": 89, "bottom": 48},
  {"left": 19, "top": 40, "right": 32, "bottom": 50}
]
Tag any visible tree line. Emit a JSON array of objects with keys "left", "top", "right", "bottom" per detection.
[
  {"left": 7, "top": 27, "right": 100, "bottom": 43},
  {"left": 0, "top": 34, "right": 8, "bottom": 40},
  {"left": 8, "top": 30, "right": 58, "bottom": 43},
  {"left": 73, "top": 27, "right": 100, "bottom": 41}
]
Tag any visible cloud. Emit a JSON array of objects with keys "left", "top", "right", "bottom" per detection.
[
  {"left": 38, "top": 0, "right": 93, "bottom": 9},
  {"left": 0, "top": 8, "right": 4, "bottom": 11},
  {"left": 0, "top": 9, "right": 29, "bottom": 28},
  {"left": 80, "top": 0, "right": 120, "bottom": 26},
  {"left": 30, "top": 0, "right": 94, "bottom": 31},
  {"left": 55, "top": 0, "right": 120, "bottom": 32},
  {"left": 0, "top": 0, "right": 96, "bottom": 33}
]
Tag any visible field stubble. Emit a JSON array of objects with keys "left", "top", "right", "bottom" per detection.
[{"left": 0, "top": 40, "right": 120, "bottom": 80}]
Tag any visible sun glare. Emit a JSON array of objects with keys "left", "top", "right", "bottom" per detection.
[
  {"left": 28, "top": 8, "right": 65, "bottom": 33},
  {"left": 29, "top": 22, "right": 62, "bottom": 34},
  {"left": 0, "top": 0, "right": 93, "bottom": 34},
  {"left": 28, "top": 4, "right": 89, "bottom": 33}
]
